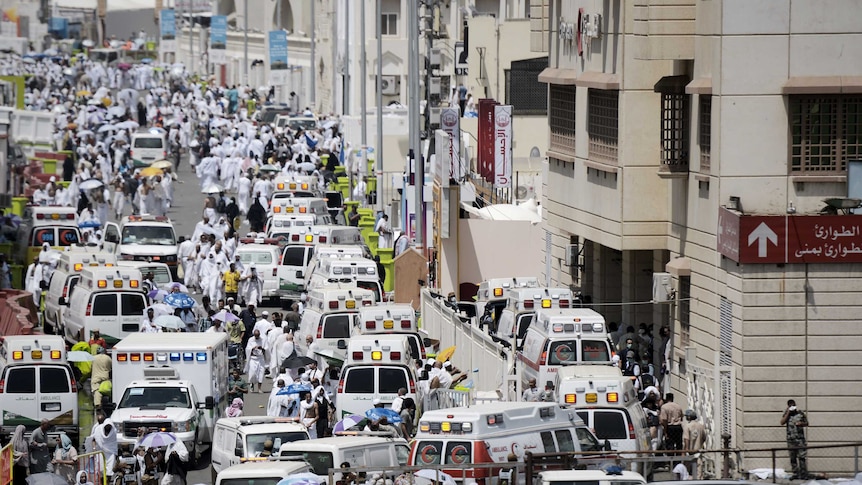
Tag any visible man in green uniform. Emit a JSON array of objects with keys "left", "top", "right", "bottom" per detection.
[{"left": 781, "top": 399, "right": 809, "bottom": 479}]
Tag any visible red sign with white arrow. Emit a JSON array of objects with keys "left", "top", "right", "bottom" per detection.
[{"left": 718, "top": 208, "right": 862, "bottom": 263}]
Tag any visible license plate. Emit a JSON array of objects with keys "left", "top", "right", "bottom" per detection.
[{"left": 42, "top": 403, "right": 61, "bottom": 412}]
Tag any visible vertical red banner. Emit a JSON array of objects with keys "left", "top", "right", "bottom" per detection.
[{"left": 478, "top": 98, "right": 498, "bottom": 182}]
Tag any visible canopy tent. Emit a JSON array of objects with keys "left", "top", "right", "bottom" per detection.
[{"left": 460, "top": 198, "right": 542, "bottom": 224}]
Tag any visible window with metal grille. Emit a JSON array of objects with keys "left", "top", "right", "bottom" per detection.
[
  {"left": 504, "top": 57, "right": 549, "bottom": 116},
  {"left": 790, "top": 95, "right": 862, "bottom": 173},
  {"left": 549, "top": 84, "right": 576, "bottom": 153},
  {"left": 588, "top": 89, "right": 619, "bottom": 163},
  {"left": 679, "top": 276, "right": 690, "bottom": 348},
  {"left": 660, "top": 92, "right": 689, "bottom": 170},
  {"left": 719, "top": 296, "right": 732, "bottom": 366},
  {"left": 699, "top": 95, "right": 712, "bottom": 172}
]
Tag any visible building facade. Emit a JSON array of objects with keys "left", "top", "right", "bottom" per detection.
[{"left": 539, "top": 0, "right": 862, "bottom": 473}]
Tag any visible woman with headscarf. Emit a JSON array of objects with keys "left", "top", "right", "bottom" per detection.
[
  {"left": 162, "top": 440, "right": 189, "bottom": 485},
  {"left": 314, "top": 385, "right": 334, "bottom": 439},
  {"left": 76, "top": 471, "right": 95, "bottom": 485},
  {"left": 225, "top": 397, "right": 244, "bottom": 418},
  {"left": 11, "top": 425, "right": 28, "bottom": 485},
  {"left": 53, "top": 432, "right": 78, "bottom": 483},
  {"left": 247, "top": 195, "right": 266, "bottom": 233},
  {"left": 300, "top": 391, "right": 319, "bottom": 439},
  {"left": 240, "top": 264, "right": 263, "bottom": 307}
]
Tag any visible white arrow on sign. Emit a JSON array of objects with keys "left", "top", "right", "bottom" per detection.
[{"left": 747, "top": 222, "right": 778, "bottom": 257}]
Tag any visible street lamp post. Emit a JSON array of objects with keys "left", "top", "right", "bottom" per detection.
[
  {"left": 243, "top": 0, "right": 248, "bottom": 86},
  {"left": 375, "top": 0, "right": 383, "bottom": 214},
  {"left": 360, "top": 0, "right": 367, "bottom": 206}
]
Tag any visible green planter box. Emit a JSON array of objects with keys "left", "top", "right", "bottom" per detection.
[
  {"left": 357, "top": 208, "right": 375, "bottom": 219},
  {"left": 10, "top": 264, "right": 24, "bottom": 289},
  {"left": 377, "top": 248, "right": 395, "bottom": 292},
  {"left": 334, "top": 165, "right": 346, "bottom": 176},
  {"left": 336, "top": 177, "right": 350, "bottom": 201},
  {"left": 42, "top": 159, "right": 58, "bottom": 175},
  {"left": 11, "top": 197, "right": 28, "bottom": 217},
  {"left": 366, "top": 176, "right": 377, "bottom": 194},
  {"left": 344, "top": 200, "right": 360, "bottom": 216}
]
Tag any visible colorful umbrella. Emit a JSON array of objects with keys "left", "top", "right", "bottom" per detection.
[
  {"left": 67, "top": 351, "right": 94, "bottom": 362},
  {"left": 78, "top": 179, "right": 104, "bottom": 190},
  {"left": 148, "top": 289, "right": 168, "bottom": 301},
  {"left": 139, "top": 167, "right": 164, "bottom": 177},
  {"left": 152, "top": 160, "right": 173, "bottom": 170},
  {"left": 162, "top": 282, "right": 189, "bottom": 293},
  {"left": 436, "top": 345, "right": 456, "bottom": 363},
  {"left": 332, "top": 415, "right": 366, "bottom": 433},
  {"left": 277, "top": 383, "right": 312, "bottom": 396},
  {"left": 163, "top": 292, "right": 196, "bottom": 309},
  {"left": 213, "top": 309, "right": 239, "bottom": 322}
]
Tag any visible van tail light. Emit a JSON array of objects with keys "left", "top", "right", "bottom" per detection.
[
  {"left": 539, "top": 351, "right": 547, "bottom": 365},
  {"left": 272, "top": 268, "right": 277, "bottom": 276},
  {"left": 421, "top": 347, "right": 427, "bottom": 360},
  {"left": 400, "top": 320, "right": 411, "bottom": 329},
  {"left": 86, "top": 303, "right": 92, "bottom": 316},
  {"left": 408, "top": 378, "right": 416, "bottom": 394},
  {"left": 628, "top": 421, "right": 636, "bottom": 439},
  {"left": 337, "top": 378, "right": 345, "bottom": 393},
  {"left": 316, "top": 325, "right": 323, "bottom": 339},
  {"left": 62, "top": 285, "right": 68, "bottom": 299},
  {"left": 70, "top": 375, "right": 78, "bottom": 393},
  {"left": 0, "top": 377, "right": 5, "bottom": 393}
]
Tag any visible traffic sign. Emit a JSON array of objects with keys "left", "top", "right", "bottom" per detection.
[{"left": 717, "top": 207, "right": 862, "bottom": 263}]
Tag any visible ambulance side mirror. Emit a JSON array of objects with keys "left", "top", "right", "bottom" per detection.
[
  {"left": 423, "top": 338, "right": 432, "bottom": 347},
  {"left": 337, "top": 340, "right": 347, "bottom": 350},
  {"left": 58, "top": 297, "right": 66, "bottom": 305},
  {"left": 603, "top": 439, "right": 613, "bottom": 451},
  {"left": 201, "top": 396, "right": 215, "bottom": 410}
]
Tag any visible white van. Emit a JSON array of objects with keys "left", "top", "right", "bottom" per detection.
[
  {"left": 555, "top": 366, "right": 652, "bottom": 475},
  {"left": 271, "top": 198, "right": 332, "bottom": 224},
  {"left": 336, "top": 335, "right": 421, "bottom": 420},
  {"left": 356, "top": 304, "right": 425, "bottom": 362},
  {"left": 518, "top": 309, "right": 613, "bottom": 390},
  {"left": 266, "top": 214, "right": 316, "bottom": 239},
  {"left": 64, "top": 266, "right": 147, "bottom": 346},
  {"left": 215, "top": 460, "right": 312, "bottom": 485},
  {"left": 470, "top": 277, "right": 541, "bottom": 332},
  {"left": 236, "top": 241, "right": 283, "bottom": 301},
  {"left": 211, "top": 416, "right": 310, "bottom": 476},
  {"left": 0, "top": 336, "right": 79, "bottom": 444},
  {"left": 276, "top": 244, "right": 316, "bottom": 301},
  {"left": 305, "top": 257, "right": 383, "bottom": 302},
  {"left": 411, "top": 402, "right": 606, "bottom": 484},
  {"left": 130, "top": 130, "right": 168, "bottom": 166},
  {"left": 539, "top": 470, "right": 646, "bottom": 485},
  {"left": 495, "top": 287, "right": 574, "bottom": 349},
  {"left": 295, "top": 287, "right": 375, "bottom": 361},
  {"left": 115, "top": 261, "right": 173, "bottom": 287},
  {"left": 279, "top": 436, "right": 411, "bottom": 482},
  {"left": 44, "top": 248, "right": 117, "bottom": 336},
  {"left": 285, "top": 226, "right": 364, "bottom": 246}
]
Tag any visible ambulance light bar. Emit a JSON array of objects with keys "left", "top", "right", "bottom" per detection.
[
  {"left": 117, "top": 351, "right": 204, "bottom": 362},
  {"left": 36, "top": 213, "right": 75, "bottom": 220},
  {"left": 239, "top": 237, "right": 280, "bottom": 245}
]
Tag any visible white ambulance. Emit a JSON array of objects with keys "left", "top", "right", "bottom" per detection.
[
  {"left": 110, "top": 333, "right": 229, "bottom": 463},
  {"left": 556, "top": 366, "right": 652, "bottom": 475},
  {"left": 275, "top": 244, "right": 370, "bottom": 302},
  {"left": 495, "top": 287, "right": 574, "bottom": 349},
  {"left": 235, "top": 239, "right": 283, "bottom": 301},
  {"left": 16, "top": 205, "right": 81, "bottom": 264},
  {"left": 517, "top": 309, "right": 613, "bottom": 391},
  {"left": 266, "top": 214, "right": 316, "bottom": 239},
  {"left": 305, "top": 256, "right": 383, "bottom": 302},
  {"left": 411, "top": 402, "right": 606, "bottom": 484},
  {"left": 295, "top": 286, "right": 375, "bottom": 361},
  {"left": 63, "top": 266, "right": 147, "bottom": 346},
  {"left": 270, "top": 197, "right": 332, "bottom": 224},
  {"left": 0, "top": 336, "right": 79, "bottom": 443},
  {"left": 272, "top": 176, "right": 319, "bottom": 198},
  {"left": 336, "top": 335, "right": 421, "bottom": 420},
  {"left": 284, "top": 225, "right": 363, "bottom": 246},
  {"left": 211, "top": 416, "right": 309, "bottom": 476},
  {"left": 43, "top": 248, "right": 117, "bottom": 337},
  {"left": 356, "top": 304, "right": 425, "bottom": 362},
  {"left": 472, "top": 277, "right": 541, "bottom": 331},
  {"left": 113, "top": 215, "right": 179, "bottom": 279}
]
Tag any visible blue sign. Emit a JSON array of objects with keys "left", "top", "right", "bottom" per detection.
[
  {"left": 210, "top": 15, "right": 227, "bottom": 49},
  {"left": 160, "top": 9, "right": 176, "bottom": 40},
  {"left": 268, "top": 30, "right": 289, "bottom": 84},
  {"left": 49, "top": 17, "right": 68, "bottom": 38}
]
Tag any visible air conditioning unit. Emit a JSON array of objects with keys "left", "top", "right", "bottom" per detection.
[
  {"left": 380, "top": 75, "right": 399, "bottom": 95},
  {"left": 564, "top": 243, "right": 579, "bottom": 267},
  {"left": 515, "top": 184, "right": 536, "bottom": 201},
  {"left": 430, "top": 47, "right": 441, "bottom": 68},
  {"left": 652, "top": 272, "right": 673, "bottom": 302},
  {"left": 429, "top": 107, "right": 441, "bottom": 127}
]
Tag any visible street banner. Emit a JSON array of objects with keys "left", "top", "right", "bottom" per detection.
[
  {"left": 159, "top": 9, "right": 176, "bottom": 54},
  {"left": 493, "top": 104, "right": 513, "bottom": 189},
  {"left": 268, "top": 30, "right": 289, "bottom": 85},
  {"left": 434, "top": 129, "right": 449, "bottom": 188},
  {"left": 440, "top": 106, "right": 461, "bottom": 186},
  {"left": 478, "top": 99, "right": 498, "bottom": 182},
  {"left": 210, "top": 15, "right": 227, "bottom": 65}
]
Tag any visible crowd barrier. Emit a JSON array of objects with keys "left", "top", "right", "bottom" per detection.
[{"left": 77, "top": 450, "right": 108, "bottom": 485}]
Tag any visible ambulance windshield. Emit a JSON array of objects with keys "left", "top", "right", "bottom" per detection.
[{"left": 118, "top": 387, "right": 191, "bottom": 409}]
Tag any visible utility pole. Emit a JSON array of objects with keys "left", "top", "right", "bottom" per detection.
[
  {"left": 375, "top": 0, "right": 383, "bottom": 215},
  {"left": 310, "top": 0, "right": 316, "bottom": 109},
  {"left": 408, "top": 0, "right": 423, "bottom": 247},
  {"left": 242, "top": 0, "right": 248, "bottom": 86},
  {"left": 344, "top": 0, "right": 352, "bottom": 201},
  {"left": 359, "top": 0, "right": 367, "bottom": 205},
  {"left": 188, "top": 4, "right": 194, "bottom": 74}
]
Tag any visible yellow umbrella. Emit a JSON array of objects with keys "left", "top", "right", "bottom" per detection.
[
  {"left": 151, "top": 160, "right": 173, "bottom": 170},
  {"left": 102, "top": 97, "right": 112, "bottom": 106},
  {"left": 76, "top": 90, "right": 91, "bottom": 96},
  {"left": 139, "top": 167, "right": 164, "bottom": 177},
  {"left": 436, "top": 345, "right": 456, "bottom": 363}
]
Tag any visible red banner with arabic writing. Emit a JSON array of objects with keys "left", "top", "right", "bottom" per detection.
[{"left": 477, "top": 98, "right": 498, "bottom": 183}]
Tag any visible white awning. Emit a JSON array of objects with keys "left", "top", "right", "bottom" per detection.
[{"left": 56, "top": 0, "right": 157, "bottom": 12}]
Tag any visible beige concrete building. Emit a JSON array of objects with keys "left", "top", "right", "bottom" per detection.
[{"left": 537, "top": 0, "right": 862, "bottom": 474}]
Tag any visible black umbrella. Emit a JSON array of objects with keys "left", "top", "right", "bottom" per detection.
[{"left": 282, "top": 355, "right": 316, "bottom": 369}]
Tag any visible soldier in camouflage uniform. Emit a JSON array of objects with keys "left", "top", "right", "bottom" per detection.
[{"left": 780, "top": 399, "right": 809, "bottom": 479}]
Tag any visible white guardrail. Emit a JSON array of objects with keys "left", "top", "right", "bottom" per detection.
[{"left": 419, "top": 289, "right": 515, "bottom": 396}]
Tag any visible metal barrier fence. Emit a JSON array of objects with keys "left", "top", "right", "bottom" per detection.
[
  {"left": 77, "top": 451, "right": 108, "bottom": 485},
  {"left": 0, "top": 444, "right": 12, "bottom": 485}
]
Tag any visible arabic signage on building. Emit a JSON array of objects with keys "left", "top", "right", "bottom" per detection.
[
  {"left": 717, "top": 207, "right": 862, "bottom": 263},
  {"left": 493, "top": 104, "right": 513, "bottom": 189}
]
